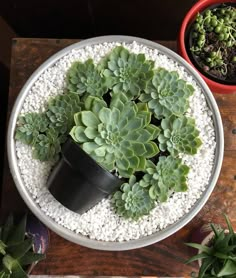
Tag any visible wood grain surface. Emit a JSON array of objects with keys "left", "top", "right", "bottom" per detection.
[{"left": 1, "top": 38, "right": 236, "bottom": 277}]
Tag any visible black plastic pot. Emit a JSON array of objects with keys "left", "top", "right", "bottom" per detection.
[
  {"left": 185, "top": 2, "right": 236, "bottom": 85},
  {"left": 47, "top": 139, "right": 123, "bottom": 214}
]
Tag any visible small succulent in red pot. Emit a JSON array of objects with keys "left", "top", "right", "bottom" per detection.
[
  {"left": 0, "top": 214, "right": 49, "bottom": 277},
  {"left": 179, "top": 0, "right": 236, "bottom": 94}
]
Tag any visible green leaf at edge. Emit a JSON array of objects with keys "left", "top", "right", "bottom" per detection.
[
  {"left": 19, "top": 252, "right": 46, "bottom": 266},
  {"left": 185, "top": 252, "right": 210, "bottom": 264},
  {"left": 217, "top": 260, "right": 236, "bottom": 277},
  {"left": 185, "top": 243, "right": 212, "bottom": 254}
]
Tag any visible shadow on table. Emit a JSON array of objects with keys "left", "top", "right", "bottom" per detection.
[{"left": 0, "top": 62, "right": 9, "bottom": 201}]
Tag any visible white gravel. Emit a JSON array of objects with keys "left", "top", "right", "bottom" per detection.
[{"left": 15, "top": 41, "right": 216, "bottom": 242}]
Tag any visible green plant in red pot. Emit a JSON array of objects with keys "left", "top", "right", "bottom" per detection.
[
  {"left": 186, "top": 214, "right": 236, "bottom": 278},
  {"left": 179, "top": 0, "right": 236, "bottom": 94}
]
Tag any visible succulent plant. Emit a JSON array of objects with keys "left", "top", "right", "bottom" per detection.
[
  {"left": 112, "top": 176, "right": 155, "bottom": 220},
  {"left": 15, "top": 44, "right": 206, "bottom": 221},
  {"left": 158, "top": 115, "right": 202, "bottom": 156},
  {"left": 32, "top": 128, "right": 62, "bottom": 161},
  {"left": 101, "top": 46, "right": 154, "bottom": 98},
  {"left": 15, "top": 113, "right": 49, "bottom": 145},
  {"left": 70, "top": 92, "right": 160, "bottom": 178},
  {"left": 186, "top": 214, "right": 236, "bottom": 278},
  {"left": 140, "top": 156, "right": 189, "bottom": 202},
  {"left": 0, "top": 215, "right": 45, "bottom": 278},
  {"left": 15, "top": 93, "right": 83, "bottom": 162},
  {"left": 46, "top": 93, "right": 81, "bottom": 134},
  {"left": 189, "top": 5, "right": 236, "bottom": 82},
  {"left": 139, "top": 68, "right": 194, "bottom": 119},
  {"left": 66, "top": 59, "right": 108, "bottom": 97}
]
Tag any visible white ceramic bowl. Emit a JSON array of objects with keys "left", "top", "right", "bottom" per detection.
[{"left": 7, "top": 36, "right": 224, "bottom": 250}]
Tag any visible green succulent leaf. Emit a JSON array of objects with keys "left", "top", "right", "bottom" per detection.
[
  {"left": 0, "top": 240, "right": 7, "bottom": 255},
  {"left": 186, "top": 214, "right": 236, "bottom": 278},
  {"left": 112, "top": 176, "right": 155, "bottom": 220},
  {"left": 15, "top": 93, "right": 82, "bottom": 162},
  {"left": 0, "top": 270, "right": 10, "bottom": 278},
  {"left": 6, "top": 215, "right": 27, "bottom": 246},
  {"left": 158, "top": 115, "right": 202, "bottom": 156},
  {"left": 217, "top": 260, "right": 236, "bottom": 276},
  {"left": 140, "top": 68, "right": 194, "bottom": 119},
  {"left": 15, "top": 113, "right": 49, "bottom": 145},
  {"left": 70, "top": 93, "right": 159, "bottom": 178},
  {"left": 18, "top": 252, "right": 45, "bottom": 266},
  {"left": 46, "top": 93, "right": 81, "bottom": 134},
  {"left": 6, "top": 239, "right": 33, "bottom": 259},
  {"left": 0, "top": 215, "right": 46, "bottom": 278},
  {"left": 1, "top": 215, "right": 14, "bottom": 243},
  {"left": 3, "top": 255, "right": 27, "bottom": 278},
  {"left": 140, "top": 156, "right": 189, "bottom": 202},
  {"left": 101, "top": 46, "right": 154, "bottom": 98},
  {"left": 66, "top": 59, "right": 108, "bottom": 97},
  {"left": 32, "top": 128, "right": 62, "bottom": 161}
]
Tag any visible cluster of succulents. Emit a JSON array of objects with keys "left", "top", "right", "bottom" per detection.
[
  {"left": 0, "top": 215, "right": 45, "bottom": 278},
  {"left": 189, "top": 4, "right": 236, "bottom": 79},
  {"left": 70, "top": 93, "right": 160, "bottom": 178},
  {"left": 67, "top": 59, "right": 108, "bottom": 97},
  {"left": 16, "top": 46, "right": 202, "bottom": 220},
  {"left": 15, "top": 93, "right": 81, "bottom": 161},
  {"left": 158, "top": 115, "right": 202, "bottom": 156},
  {"left": 113, "top": 156, "right": 190, "bottom": 219},
  {"left": 140, "top": 68, "right": 194, "bottom": 119},
  {"left": 140, "top": 157, "right": 189, "bottom": 202},
  {"left": 113, "top": 176, "right": 155, "bottom": 220},
  {"left": 100, "top": 46, "right": 155, "bottom": 97}
]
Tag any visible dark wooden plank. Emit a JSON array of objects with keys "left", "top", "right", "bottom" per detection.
[
  {"left": 214, "top": 94, "right": 236, "bottom": 151},
  {"left": 0, "top": 1, "right": 94, "bottom": 39},
  {"left": 2, "top": 38, "right": 236, "bottom": 277},
  {"left": 0, "top": 0, "right": 197, "bottom": 40},
  {"left": 89, "top": 0, "right": 197, "bottom": 40}
]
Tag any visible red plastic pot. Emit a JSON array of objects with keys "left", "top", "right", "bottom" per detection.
[{"left": 178, "top": 0, "right": 236, "bottom": 94}]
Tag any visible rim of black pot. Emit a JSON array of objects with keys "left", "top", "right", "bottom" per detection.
[
  {"left": 185, "top": 2, "right": 236, "bottom": 86},
  {"left": 61, "top": 138, "right": 123, "bottom": 193}
]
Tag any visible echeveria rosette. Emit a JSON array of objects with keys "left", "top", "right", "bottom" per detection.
[
  {"left": 158, "top": 115, "right": 202, "bottom": 156},
  {"left": 32, "top": 128, "right": 62, "bottom": 161},
  {"left": 15, "top": 93, "right": 82, "bottom": 162},
  {"left": 101, "top": 46, "right": 154, "bottom": 98},
  {"left": 140, "top": 68, "right": 194, "bottom": 119},
  {"left": 112, "top": 176, "right": 155, "bottom": 220},
  {"left": 66, "top": 59, "right": 108, "bottom": 97},
  {"left": 15, "top": 113, "right": 49, "bottom": 145},
  {"left": 70, "top": 93, "right": 160, "bottom": 178},
  {"left": 46, "top": 93, "right": 82, "bottom": 134},
  {"left": 140, "top": 157, "right": 189, "bottom": 202}
]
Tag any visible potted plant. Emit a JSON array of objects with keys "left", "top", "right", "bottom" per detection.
[
  {"left": 178, "top": 0, "right": 236, "bottom": 94},
  {"left": 8, "top": 36, "right": 224, "bottom": 249},
  {"left": 186, "top": 214, "right": 236, "bottom": 278},
  {"left": 15, "top": 45, "right": 202, "bottom": 217},
  {"left": 47, "top": 138, "right": 123, "bottom": 213},
  {"left": 0, "top": 214, "right": 49, "bottom": 277}
]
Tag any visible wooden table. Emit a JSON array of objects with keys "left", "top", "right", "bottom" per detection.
[{"left": 2, "top": 38, "right": 236, "bottom": 277}]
